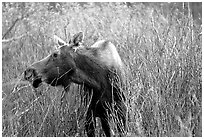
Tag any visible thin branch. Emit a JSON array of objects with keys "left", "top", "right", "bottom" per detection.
[
  {"left": 2, "top": 18, "right": 20, "bottom": 39},
  {"left": 2, "top": 5, "right": 38, "bottom": 40},
  {"left": 2, "top": 33, "right": 27, "bottom": 43}
]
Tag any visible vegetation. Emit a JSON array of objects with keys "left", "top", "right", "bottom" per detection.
[{"left": 2, "top": 2, "right": 202, "bottom": 137}]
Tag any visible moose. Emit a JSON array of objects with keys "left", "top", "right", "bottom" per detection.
[{"left": 24, "top": 32, "right": 127, "bottom": 137}]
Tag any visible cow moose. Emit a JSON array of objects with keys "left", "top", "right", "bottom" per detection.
[{"left": 24, "top": 32, "right": 127, "bottom": 137}]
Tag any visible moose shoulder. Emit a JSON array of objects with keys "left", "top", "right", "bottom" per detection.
[{"left": 24, "top": 32, "right": 127, "bottom": 137}]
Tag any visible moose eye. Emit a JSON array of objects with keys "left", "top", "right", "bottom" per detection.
[{"left": 52, "top": 53, "right": 58, "bottom": 58}]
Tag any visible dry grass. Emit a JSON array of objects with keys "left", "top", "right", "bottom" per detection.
[{"left": 2, "top": 2, "right": 202, "bottom": 137}]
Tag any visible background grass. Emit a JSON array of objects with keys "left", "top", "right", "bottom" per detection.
[{"left": 2, "top": 2, "right": 202, "bottom": 137}]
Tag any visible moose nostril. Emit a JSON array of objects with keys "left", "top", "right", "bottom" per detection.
[{"left": 24, "top": 68, "right": 35, "bottom": 80}]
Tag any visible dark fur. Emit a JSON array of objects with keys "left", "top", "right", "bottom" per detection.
[{"left": 24, "top": 40, "right": 127, "bottom": 136}]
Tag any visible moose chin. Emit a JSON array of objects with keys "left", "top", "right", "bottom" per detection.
[{"left": 24, "top": 32, "right": 127, "bottom": 137}]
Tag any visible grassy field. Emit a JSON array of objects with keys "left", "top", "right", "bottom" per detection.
[{"left": 2, "top": 2, "right": 202, "bottom": 137}]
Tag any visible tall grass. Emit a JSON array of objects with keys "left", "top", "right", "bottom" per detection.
[{"left": 2, "top": 2, "right": 202, "bottom": 137}]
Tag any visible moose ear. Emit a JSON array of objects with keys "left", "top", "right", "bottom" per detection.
[
  {"left": 54, "top": 35, "right": 67, "bottom": 46},
  {"left": 70, "top": 32, "right": 83, "bottom": 46}
]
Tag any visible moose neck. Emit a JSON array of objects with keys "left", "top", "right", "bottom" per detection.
[
  {"left": 71, "top": 52, "right": 109, "bottom": 91},
  {"left": 70, "top": 68, "right": 101, "bottom": 90}
]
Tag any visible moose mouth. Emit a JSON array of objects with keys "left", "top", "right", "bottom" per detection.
[
  {"left": 24, "top": 68, "right": 61, "bottom": 88},
  {"left": 32, "top": 77, "right": 43, "bottom": 88}
]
